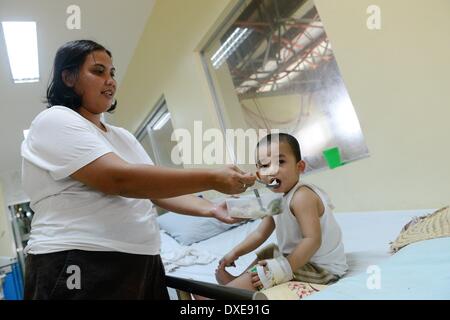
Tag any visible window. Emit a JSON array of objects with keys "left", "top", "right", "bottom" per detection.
[
  {"left": 201, "top": 0, "right": 369, "bottom": 172},
  {"left": 135, "top": 97, "right": 182, "bottom": 168}
]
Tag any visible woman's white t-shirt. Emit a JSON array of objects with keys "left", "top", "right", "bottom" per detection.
[{"left": 21, "top": 106, "right": 160, "bottom": 255}]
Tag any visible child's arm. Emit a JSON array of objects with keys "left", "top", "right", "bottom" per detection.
[
  {"left": 286, "top": 187, "right": 323, "bottom": 271},
  {"left": 219, "top": 216, "right": 275, "bottom": 268}
]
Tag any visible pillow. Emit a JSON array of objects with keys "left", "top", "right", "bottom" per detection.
[
  {"left": 157, "top": 212, "right": 239, "bottom": 246},
  {"left": 390, "top": 205, "right": 450, "bottom": 253}
]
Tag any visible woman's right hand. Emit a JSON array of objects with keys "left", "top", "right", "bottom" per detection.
[
  {"left": 218, "top": 251, "right": 239, "bottom": 269},
  {"left": 212, "top": 165, "right": 256, "bottom": 195}
]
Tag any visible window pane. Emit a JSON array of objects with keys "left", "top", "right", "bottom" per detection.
[
  {"left": 201, "top": 0, "right": 369, "bottom": 172},
  {"left": 136, "top": 100, "right": 182, "bottom": 169}
]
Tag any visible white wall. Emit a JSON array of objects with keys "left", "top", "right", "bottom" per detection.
[
  {"left": 303, "top": 0, "right": 450, "bottom": 211},
  {"left": 113, "top": 0, "right": 237, "bottom": 155},
  {"left": 115, "top": 0, "right": 450, "bottom": 212}
]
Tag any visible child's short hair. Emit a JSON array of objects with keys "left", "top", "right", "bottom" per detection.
[{"left": 257, "top": 133, "right": 302, "bottom": 162}]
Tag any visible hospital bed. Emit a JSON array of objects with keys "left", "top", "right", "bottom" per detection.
[{"left": 160, "top": 208, "right": 450, "bottom": 300}]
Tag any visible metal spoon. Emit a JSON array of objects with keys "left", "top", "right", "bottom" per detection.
[
  {"left": 253, "top": 189, "right": 265, "bottom": 211},
  {"left": 256, "top": 179, "right": 280, "bottom": 189}
]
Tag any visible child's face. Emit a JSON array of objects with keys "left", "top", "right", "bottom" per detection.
[{"left": 256, "top": 141, "right": 305, "bottom": 194}]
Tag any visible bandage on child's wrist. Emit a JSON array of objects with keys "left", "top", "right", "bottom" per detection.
[{"left": 254, "top": 256, "right": 293, "bottom": 289}]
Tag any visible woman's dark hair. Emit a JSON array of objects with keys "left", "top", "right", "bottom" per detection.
[
  {"left": 46, "top": 39, "right": 117, "bottom": 112},
  {"left": 257, "top": 133, "right": 302, "bottom": 162}
]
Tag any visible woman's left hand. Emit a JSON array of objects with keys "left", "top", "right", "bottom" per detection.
[{"left": 211, "top": 201, "right": 243, "bottom": 224}]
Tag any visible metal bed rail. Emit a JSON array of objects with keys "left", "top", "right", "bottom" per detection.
[{"left": 166, "top": 275, "right": 268, "bottom": 300}]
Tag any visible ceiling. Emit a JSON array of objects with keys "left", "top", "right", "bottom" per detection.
[{"left": 0, "top": 0, "right": 155, "bottom": 201}]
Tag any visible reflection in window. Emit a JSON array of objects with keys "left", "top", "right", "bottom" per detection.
[
  {"left": 135, "top": 97, "right": 182, "bottom": 169},
  {"left": 201, "top": 0, "right": 369, "bottom": 172}
]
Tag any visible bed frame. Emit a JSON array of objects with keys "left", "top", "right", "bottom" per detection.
[{"left": 166, "top": 275, "right": 268, "bottom": 300}]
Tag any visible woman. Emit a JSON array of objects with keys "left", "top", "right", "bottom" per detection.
[{"left": 21, "top": 40, "right": 255, "bottom": 299}]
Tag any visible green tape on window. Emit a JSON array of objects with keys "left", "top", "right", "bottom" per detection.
[{"left": 323, "top": 147, "right": 343, "bottom": 169}]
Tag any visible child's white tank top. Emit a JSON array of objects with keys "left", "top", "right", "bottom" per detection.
[{"left": 274, "top": 181, "right": 348, "bottom": 276}]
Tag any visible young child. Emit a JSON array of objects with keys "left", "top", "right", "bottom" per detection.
[{"left": 215, "top": 133, "right": 348, "bottom": 291}]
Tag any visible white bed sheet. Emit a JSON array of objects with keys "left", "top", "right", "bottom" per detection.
[
  {"left": 306, "top": 237, "right": 450, "bottom": 300},
  {"left": 162, "top": 209, "right": 434, "bottom": 294},
  {"left": 335, "top": 209, "right": 432, "bottom": 277},
  {"left": 161, "top": 219, "right": 269, "bottom": 283}
]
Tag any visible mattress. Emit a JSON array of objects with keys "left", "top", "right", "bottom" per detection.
[
  {"left": 161, "top": 219, "right": 268, "bottom": 283},
  {"left": 161, "top": 209, "right": 434, "bottom": 298},
  {"left": 306, "top": 237, "right": 450, "bottom": 300}
]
